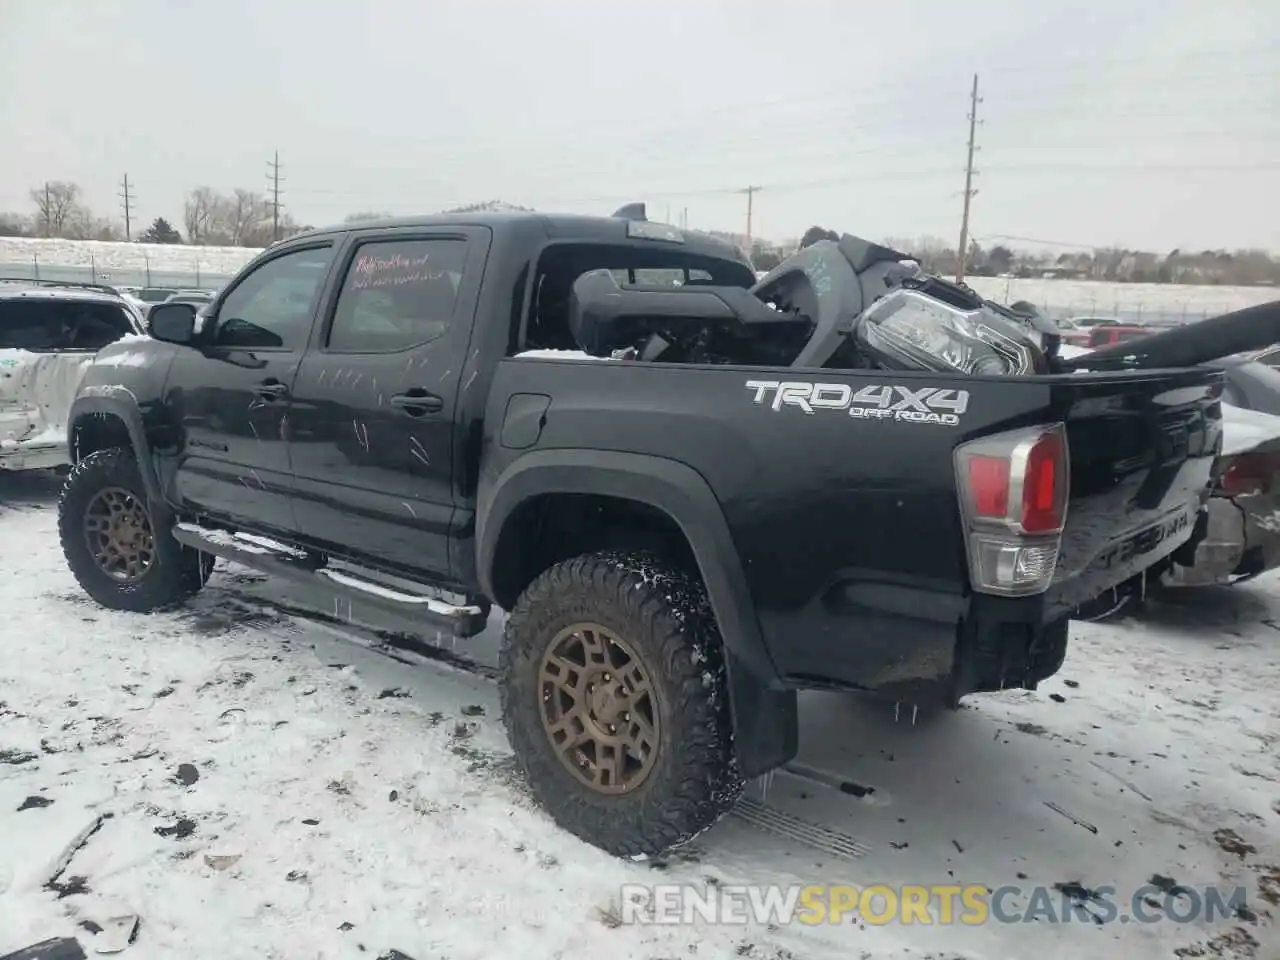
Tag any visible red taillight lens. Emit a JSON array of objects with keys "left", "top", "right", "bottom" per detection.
[
  {"left": 957, "top": 425, "right": 1068, "bottom": 534},
  {"left": 1021, "top": 431, "right": 1065, "bottom": 533},
  {"left": 967, "top": 455, "right": 1010, "bottom": 518},
  {"left": 954, "top": 423, "right": 1070, "bottom": 597},
  {"left": 1220, "top": 450, "right": 1280, "bottom": 496}
]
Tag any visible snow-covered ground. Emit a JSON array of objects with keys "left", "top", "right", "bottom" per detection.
[{"left": 1, "top": 474, "right": 1279, "bottom": 960}]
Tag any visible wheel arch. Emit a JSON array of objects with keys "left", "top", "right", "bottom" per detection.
[
  {"left": 67, "top": 394, "right": 161, "bottom": 502},
  {"left": 478, "top": 448, "right": 797, "bottom": 777}
]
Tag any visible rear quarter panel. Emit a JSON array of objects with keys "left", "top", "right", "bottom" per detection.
[{"left": 483, "top": 357, "right": 1059, "bottom": 685}]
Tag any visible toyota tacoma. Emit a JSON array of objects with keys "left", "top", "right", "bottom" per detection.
[{"left": 56, "top": 206, "right": 1277, "bottom": 856}]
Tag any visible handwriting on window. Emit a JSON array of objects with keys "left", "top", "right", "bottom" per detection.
[{"left": 352, "top": 251, "right": 450, "bottom": 291}]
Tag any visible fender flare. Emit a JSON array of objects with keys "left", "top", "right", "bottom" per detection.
[
  {"left": 67, "top": 391, "right": 162, "bottom": 503},
  {"left": 477, "top": 448, "right": 797, "bottom": 777}
]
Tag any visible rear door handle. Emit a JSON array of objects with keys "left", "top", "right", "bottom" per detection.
[
  {"left": 257, "top": 380, "right": 289, "bottom": 401},
  {"left": 390, "top": 390, "right": 444, "bottom": 416}
]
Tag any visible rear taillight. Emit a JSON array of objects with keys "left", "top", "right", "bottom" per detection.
[
  {"left": 954, "top": 423, "right": 1069, "bottom": 596},
  {"left": 1220, "top": 450, "right": 1280, "bottom": 496}
]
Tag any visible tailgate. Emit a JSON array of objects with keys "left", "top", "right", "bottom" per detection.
[{"left": 1045, "top": 366, "right": 1223, "bottom": 613}]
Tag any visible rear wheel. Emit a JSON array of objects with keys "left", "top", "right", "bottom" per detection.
[
  {"left": 500, "top": 550, "right": 743, "bottom": 857},
  {"left": 58, "top": 447, "right": 212, "bottom": 612}
]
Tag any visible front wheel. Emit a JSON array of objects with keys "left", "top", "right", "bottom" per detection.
[
  {"left": 58, "top": 447, "right": 212, "bottom": 612},
  {"left": 499, "top": 550, "right": 744, "bottom": 858}
]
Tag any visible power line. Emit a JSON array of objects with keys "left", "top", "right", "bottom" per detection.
[
  {"left": 957, "top": 74, "right": 982, "bottom": 284},
  {"left": 236, "top": 159, "right": 1279, "bottom": 218},
  {"left": 266, "top": 151, "right": 284, "bottom": 242},
  {"left": 976, "top": 234, "right": 1101, "bottom": 250},
  {"left": 262, "top": 101, "right": 1277, "bottom": 204},
  {"left": 246, "top": 81, "right": 1274, "bottom": 175},
  {"left": 119, "top": 173, "right": 135, "bottom": 241}
]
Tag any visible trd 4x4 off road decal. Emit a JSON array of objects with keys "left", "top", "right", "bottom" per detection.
[{"left": 745, "top": 380, "right": 969, "bottom": 426}]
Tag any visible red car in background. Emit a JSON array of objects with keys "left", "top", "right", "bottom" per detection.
[{"left": 1086, "top": 323, "right": 1151, "bottom": 348}]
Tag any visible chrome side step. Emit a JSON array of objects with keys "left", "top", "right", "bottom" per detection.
[{"left": 171, "top": 522, "right": 489, "bottom": 638}]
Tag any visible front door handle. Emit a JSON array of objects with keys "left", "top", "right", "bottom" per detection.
[
  {"left": 390, "top": 389, "right": 444, "bottom": 417},
  {"left": 256, "top": 380, "right": 289, "bottom": 401}
]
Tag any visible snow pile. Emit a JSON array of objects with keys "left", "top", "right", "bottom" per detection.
[
  {"left": 966, "top": 276, "right": 1279, "bottom": 321},
  {"left": 0, "top": 237, "right": 262, "bottom": 277}
]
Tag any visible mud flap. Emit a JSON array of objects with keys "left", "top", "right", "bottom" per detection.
[
  {"left": 724, "top": 648, "right": 798, "bottom": 778},
  {"left": 950, "top": 614, "right": 1069, "bottom": 702}
]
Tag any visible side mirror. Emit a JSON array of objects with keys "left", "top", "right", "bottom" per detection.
[{"left": 148, "top": 302, "right": 199, "bottom": 344}]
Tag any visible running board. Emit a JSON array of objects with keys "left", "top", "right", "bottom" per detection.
[{"left": 171, "top": 523, "right": 489, "bottom": 638}]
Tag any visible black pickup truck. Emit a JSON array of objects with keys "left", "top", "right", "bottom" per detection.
[{"left": 57, "top": 208, "right": 1243, "bottom": 857}]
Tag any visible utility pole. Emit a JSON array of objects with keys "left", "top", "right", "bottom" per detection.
[
  {"left": 266, "top": 151, "right": 284, "bottom": 242},
  {"left": 741, "top": 184, "right": 763, "bottom": 254},
  {"left": 119, "top": 174, "right": 135, "bottom": 241},
  {"left": 956, "top": 73, "right": 981, "bottom": 284},
  {"left": 43, "top": 182, "right": 52, "bottom": 237}
]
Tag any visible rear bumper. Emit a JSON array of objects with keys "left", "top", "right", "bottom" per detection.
[
  {"left": 1163, "top": 494, "right": 1280, "bottom": 587},
  {"left": 768, "top": 583, "right": 1070, "bottom": 704},
  {"left": 1045, "top": 499, "right": 1203, "bottom": 616}
]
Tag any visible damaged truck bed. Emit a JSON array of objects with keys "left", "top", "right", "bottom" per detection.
[{"left": 0, "top": 281, "right": 147, "bottom": 472}]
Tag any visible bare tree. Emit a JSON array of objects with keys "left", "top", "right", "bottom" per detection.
[
  {"left": 28, "top": 181, "right": 87, "bottom": 237},
  {"left": 183, "top": 186, "right": 223, "bottom": 245},
  {"left": 225, "top": 189, "right": 268, "bottom": 245},
  {"left": 243, "top": 211, "right": 309, "bottom": 248}
]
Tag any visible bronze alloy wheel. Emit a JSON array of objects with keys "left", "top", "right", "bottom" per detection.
[
  {"left": 538, "top": 622, "right": 661, "bottom": 794},
  {"left": 82, "top": 486, "right": 155, "bottom": 583}
]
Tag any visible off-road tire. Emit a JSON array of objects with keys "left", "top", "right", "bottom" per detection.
[
  {"left": 58, "top": 447, "right": 212, "bottom": 612},
  {"left": 500, "top": 550, "right": 744, "bottom": 858}
]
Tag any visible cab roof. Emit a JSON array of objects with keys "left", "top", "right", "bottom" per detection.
[{"left": 290, "top": 209, "right": 753, "bottom": 266}]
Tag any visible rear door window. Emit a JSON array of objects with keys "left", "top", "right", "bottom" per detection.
[{"left": 327, "top": 238, "right": 469, "bottom": 353}]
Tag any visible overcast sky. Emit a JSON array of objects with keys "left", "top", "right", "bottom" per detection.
[{"left": 1, "top": 0, "right": 1276, "bottom": 252}]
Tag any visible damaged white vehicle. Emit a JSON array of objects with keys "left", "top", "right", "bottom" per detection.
[
  {"left": 1166, "top": 396, "right": 1280, "bottom": 586},
  {"left": 0, "top": 280, "right": 147, "bottom": 472},
  {"left": 1058, "top": 339, "right": 1280, "bottom": 591}
]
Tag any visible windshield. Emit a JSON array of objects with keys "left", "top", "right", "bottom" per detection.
[{"left": 138, "top": 288, "right": 178, "bottom": 303}]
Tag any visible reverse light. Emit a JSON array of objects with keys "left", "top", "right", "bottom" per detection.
[{"left": 954, "top": 423, "right": 1069, "bottom": 597}]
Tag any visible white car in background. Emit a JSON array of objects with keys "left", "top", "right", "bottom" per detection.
[
  {"left": 1061, "top": 338, "right": 1280, "bottom": 593},
  {"left": 0, "top": 279, "right": 147, "bottom": 472}
]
